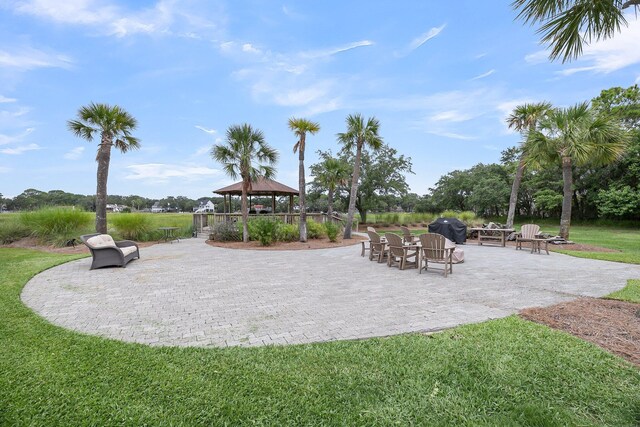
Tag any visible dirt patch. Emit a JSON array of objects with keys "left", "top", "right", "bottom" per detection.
[
  {"left": 206, "top": 235, "right": 365, "bottom": 250},
  {"left": 520, "top": 298, "right": 640, "bottom": 366}
]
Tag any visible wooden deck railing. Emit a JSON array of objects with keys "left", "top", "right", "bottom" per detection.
[{"left": 192, "top": 212, "right": 346, "bottom": 234}]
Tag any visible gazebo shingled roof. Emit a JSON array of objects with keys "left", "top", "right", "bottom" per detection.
[
  {"left": 213, "top": 178, "right": 298, "bottom": 214},
  {"left": 213, "top": 178, "right": 299, "bottom": 196}
]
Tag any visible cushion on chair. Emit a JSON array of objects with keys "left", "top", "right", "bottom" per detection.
[
  {"left": 86, "top": 234, "right": 117, "bottom": 248},
  {"left": 120, "top": 245, "right": 138, "bottom": 257}
]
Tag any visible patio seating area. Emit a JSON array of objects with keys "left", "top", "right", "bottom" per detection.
[{"left": 21, "top": 235, "right": 640, "bottom": 348}]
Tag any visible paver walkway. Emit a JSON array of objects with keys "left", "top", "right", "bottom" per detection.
[{"left": 22, "top": 237, "right": 640, "bottom": 347}]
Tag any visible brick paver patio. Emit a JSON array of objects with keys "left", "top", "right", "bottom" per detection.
[{"left": 21, "top": 237, "right": 640, "bottom": 347}]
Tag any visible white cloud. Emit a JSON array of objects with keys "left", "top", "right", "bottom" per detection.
[
  {"left": 0, "top": 166, "right": 9, "bottom": 173},
  {"left": 299, "top": 40, "right": 374, "bottom": 59},
  {"left": 192, "top": 145, "right": 211, "bottom": 157},
  {"left": 426, "top": 130, "right": 476, "bottom": 140},
  {"left": 636, "top": 75, "right": 640, "bottom": 84},
  {"left": 0, "top": 47, "right": 73, "bottom": 70},
  {"left": 0, "top": 127, "right": 35, "bottom": 145},
  {"left": 0, "top": 95, "right": 16, "bottom": 103},
  {"left": 195, "top": 125, "right": 217, "bottom": 134},
  {"left": 125, "top": 163, "right": 220, "bottom": 182},
  {"left": 524, "top": 50, "right": 548, "bottom": 65},
  {"left": 11, "top": 0, "right": 223, "bottom": 39},
  {"left": 0, "top": 143, "right": 41, "bottom": 154},
  {"left": 557, "top": 13, "right": 640, "bottom": 75},
  {"left": 407, "top": 25, "right": 446, "bottom": 52},
  {"left": 429, "top": 111, "right": 474, "bottom": 123},
  {"left": 242, "top": 43, "right": 261, "bottom": 54},
  {"left": 63, "top": 146, "right": 85, "bottom": 160},
  {"left": 470, "top": 69, "right": 495, "bottom": 81}
]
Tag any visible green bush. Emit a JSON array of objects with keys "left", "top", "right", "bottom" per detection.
[
  {"left": 440, "top": 210, "right": 458, "bottom": 218},
  {"left": 19, "top": 207, "right": 93, "bottom": 246},
  {"left": 111, "top": 213, "right": 153, "bottom": 241},
  {"left": 306, "top": 219, "right": 325, "bottom": 239},
  {"left": 211, "top": 221, "right": 241, "bottom": 241},
  {"left": 0, "top": 216, "right": 31, "bottom": 244},
  {"left": 276, "top": 223, "right": 299, "bottom": 242},
  {"left": 249, "top": 217, "right": 278, "bottom": 246},
  {"left": 324, "top": 221, "right": 340, "bottom": 242}
]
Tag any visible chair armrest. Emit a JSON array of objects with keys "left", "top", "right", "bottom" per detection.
[{"left": 116, "top": 240, "right": 139, "bottom": 249}]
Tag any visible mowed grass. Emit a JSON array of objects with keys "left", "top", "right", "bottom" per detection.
[
  {"left": 535, "top": 224, "right": 640, "bottom": 264},
  {"left": 2, "top": 249, "right": 640, "bottom": 425}
]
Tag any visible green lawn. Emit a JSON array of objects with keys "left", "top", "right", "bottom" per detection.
[
  {"left": 1, "top": 249, "right": 640, "bottom": 425},
  {"left": 530, "top": 224, "right": 640, "bottom": 264}
]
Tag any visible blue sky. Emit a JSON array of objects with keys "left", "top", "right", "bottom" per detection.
[{"left": 1, "top": 1, "right": 639, "bottom": 200}]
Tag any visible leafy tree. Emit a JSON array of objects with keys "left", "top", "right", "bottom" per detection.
[
  {"left": 592, "top": 84, "right": 640, "bottom": 130},
  {"left": 309, "top": 151, "right": 350, "bottom": 218},
  {"left": 526, "top": 102, "right": 629, "bottom": 238},
  {"left": 211, "top": 124, "right": 278, "bottom": 243},
  {"left": 67, "top": 103, "right": 140, "bottom": 233},
  {"left": 595, "top": 185, "right": 640, "bottom": 218},
  {"left": 430, "top": 170, "right": 473, "bottom": 211},
  {"left": 505, "top": 102, "right": 552, "bottom": 228},
  {"left": 534, "top": 189, "right": 564, "bottom": 217},
  {"left": 288, "top": 117, "right": 320, "bottom": 242},
  {"left": 512, "top": 0, "right": 640, "bottom": 62},
  {"left": 337, "top": 114, "right": 383, "bottom": 238},
  {"left": 340, "top": 144, "right": 413, "bottom": 223}
]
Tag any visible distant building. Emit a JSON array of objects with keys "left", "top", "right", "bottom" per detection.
[
  {"left": 106, "top": 204, "right": 124, "bottom": 212},
  {"left": 151, "top": 202, "right": 164, "bottom": 213},
  {"left": 194, "top": 200, "right": 215, "bottom": 213}
]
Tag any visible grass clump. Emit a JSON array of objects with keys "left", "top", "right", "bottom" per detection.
[
  {"left": 0, "top": 215, "right": 31, "bottom": 244},
  {"left": 19, "top": 207, "right": 93, "bottom": 246},
  {"left": 606, "top": 279, "right": 640, "bottom": 303},
  {"left": 110, "top": 213, "right": 152, "bottom": 241}
]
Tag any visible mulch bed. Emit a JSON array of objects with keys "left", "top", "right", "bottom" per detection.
[{"left": 520, "top": 298, "right": 640, "bottom": 366}]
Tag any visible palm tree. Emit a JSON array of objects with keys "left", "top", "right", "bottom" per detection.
[
  {"left": 67, "top": 103, "right": 140, "bottom": 234},
  {"left": 525, "top": 102, "right": 629, "bottom": 239},
  {"left": 337, "top": 114, "right": 383, "bottom": 239},
  {"left": 505, "top": 102, "right": 552, "bottom": 228},
  {"left": 211, "top": 124, "right": 278, "bottom": 243},
  {"left": 314, "top": 155, "right": 351, "bottom": 218},
  {"left": 288, "top": 117, "right": 320, "bottom": 242},
  {"left": 512, "top": 0, "right": 639, "bottom": 62}
]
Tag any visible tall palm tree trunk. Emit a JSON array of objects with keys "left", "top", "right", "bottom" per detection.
[
  {"left": 506, "top": 155, "right": 526, "bottom": 229},
  {"left": 241, "top": 180, "right": 249, "bottom": 243},
  {"left": 95, "top": 135, "right": 112, "bottom": 233},
  {"left": 343, "top": 144, "right": 362, "bottom": 239},
  {"left": 559, "top": 156, "right": 573, "bottom": 239},
  {"left": 298, "top": 144, "right": 307, "bottom": 242},
  {"left": 327, "top": 187, "right": 334, "bottom": 218}
]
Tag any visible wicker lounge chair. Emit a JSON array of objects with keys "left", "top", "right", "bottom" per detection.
[
  {"left": 385, "top": 233, "right": 418, "bottom": 270},
  {"left": 81, "top": 233, "right": 140, "bottom": 270},
  {"left": 515, "top": 224, "right": 541, "bottom": 251},
  {"left": 367, "top": 230, "right": 387, "bottom": 263},
  {"left": 418, "top": 233, "right": 453, "bottom": 277}
]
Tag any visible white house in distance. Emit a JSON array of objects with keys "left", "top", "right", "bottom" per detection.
[
  {"left": 194, "top": 200, "right": 215, "bottom": 213},
  {"left": 151, "top": 202, "right": 164, "bottom": 213}
]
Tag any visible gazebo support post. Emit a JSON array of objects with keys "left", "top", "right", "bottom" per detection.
[{"left": 272, "top": 194, "right": 276, "bottom": 214}]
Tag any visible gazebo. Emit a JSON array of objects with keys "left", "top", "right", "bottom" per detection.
[{"left": 213, "top": 177, "right": 299, "bottom": 214}]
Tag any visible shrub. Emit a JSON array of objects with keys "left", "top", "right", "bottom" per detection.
[
  {"left": 19, "top": 207, "right": 93, "bottom": 246},
  {"left": 111, "top": 213, "right": 153, "bottom": 241},
  {"left": 249, "top": 217, "right": 278, "bottom": 246},
  {"left": 276, "top": 223, "right": 299, "bottom": 242},
  {"left": 211, "top": 221, "right": 241, "bottom": 241},
  {"left": 324, "top": 221, "right": 340, "bottom": 242},
  {"left": 458, "top": 211, "right": 478, "bottom": 224},
  {"left": 440, "top": 210, "right": 458, "bottom": 218},
  {"left": 306, "top": 219, "right": 325, "bottom": 239},
  {"left": 0, "top": 216, "right": 31, "bottom": 244}
]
